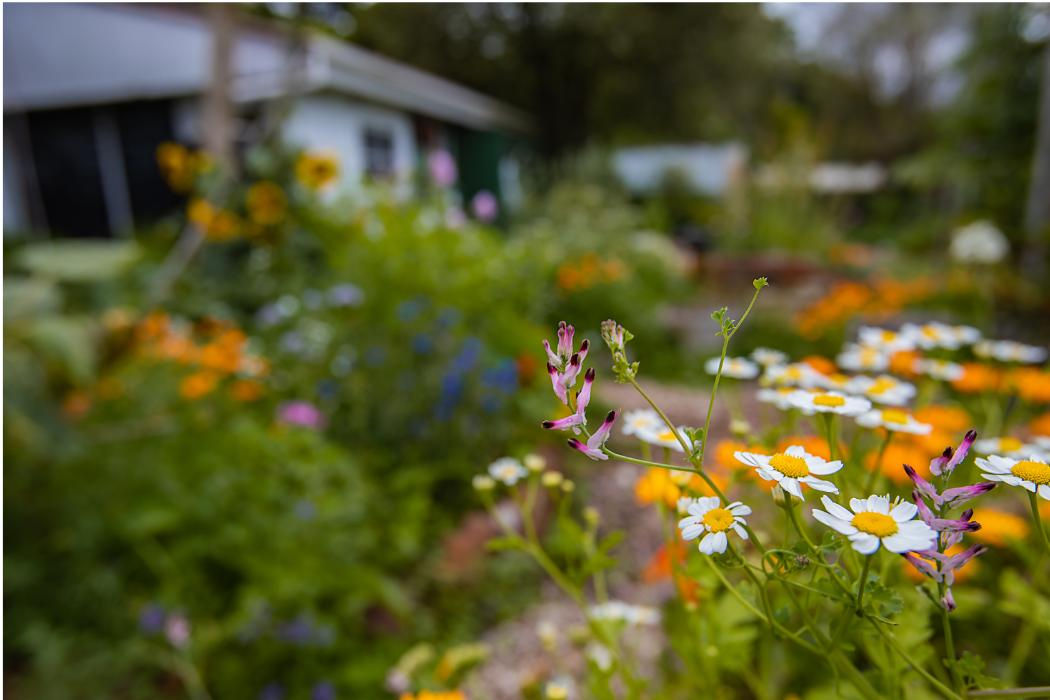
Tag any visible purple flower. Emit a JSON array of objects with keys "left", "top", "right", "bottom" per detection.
[
  {"left": 939, "top": 481, "right": 996, "bottom": 509},
  {"left": 327, "top": 283, "right": 363, "bottom": 307},
  {"left": 165, "top": 613, "right": 190, "bottom": 649},
  {"left": 427, "top": 149, "right": 458, "bottom": 187},
  {"left": 260, "top": 683, "right": 285, "bottom": 700},
  {"left": 543, "top": 368, "right": 595, "bottom": 432},
  {"left": 914, "top": 497, "right": 980, "bottom": 534},
  {"left": 139, "top": 603, "right": 166, "bottom": 634},
  {"left": 312, "top": 681, "right": 336, "bottom": 700},
  {"left": 471, "top": 190, "right": 499, "bottom": 222},
  {"left": 542, "top": 322, "right": 590, "bottom": 405},
  {"left": 931, "top": 430, "right": 976, "bottom": 476},
  {"left": 277, "top": 401, "right": 325, "bottom": 429},
  {"left": 568, "top": 410, "right": 618, "bottom": 461}
]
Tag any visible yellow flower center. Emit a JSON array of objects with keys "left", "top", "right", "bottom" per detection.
[
  {"left": 1011, "top": 460, "right": 1050, "bottom": 485},
  {"left": 702, "top": 507, "right": 735, "bottom": 533},
  {"left": 813, "top": 394, "right": 846, "bottom": 407},
  {"left": 785, "top": 367, "right": 802, "bottom": 379},
  {"left": 769, "top": 453, "right": 810, "bottom": 478},
  {"left": 657, "top": 430, "right": 676, "bottom": 443},
  {"left": 851, "top": 511, "right": 899, "bottom": 537},
  {"left": 881, "top": 330, "right": 896, "bottom": 341},
  {"left": 882, "top": 409, "right": 909, "bottom": 425},
  {"left": 868, "top": 378, "right": 895, "bottom": 394},
  {"left": 921, "top": 326, "right": 939, "bottom": 339},
  {"left": 999, "top": 437, "right": 1024, "bottom": 452}
]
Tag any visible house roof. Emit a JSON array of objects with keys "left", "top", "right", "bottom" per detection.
[{"left": 3, "top": 4, "right": 530, "bottom": 133}]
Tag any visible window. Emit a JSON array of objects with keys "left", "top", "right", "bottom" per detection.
[{"left": 363, "top": 127, "right": 394, "bottom": 178}]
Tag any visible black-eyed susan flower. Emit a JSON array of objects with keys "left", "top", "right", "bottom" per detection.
[
  {"left": 245, "top": 181, "right": 287, "bottom": 226},
  {"left": 811, "top": 494, "right": 936, "bottom": 555},
  {"left": 678, "top": 496, "right": 751, "bottom": 554},
  {"left": 734, "top": 445, "right": 843, "bottom": 498},
  {"left": 295, "top": 151, "right": 340, "bottom": 190}
]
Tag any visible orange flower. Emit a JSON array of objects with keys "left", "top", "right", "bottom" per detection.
[
  {"left": 179, "top": 371, "right": 219, "bottom": 400},
  {"left": 683, "top": 470, "right": 730, "bottom": 497},
  {"left": 865, "top": 443, "right": 932, "bottom": 485},
  {"left": 400, "top": 692, "right": 466, "bottom": 700},
  {"left": 230, "top": 379, "right": 263, "bottom": 402},
  {"left": 889, "top": 350, "right": 921, "bottom": 377},
  {"left": 1005, "top": 368, "right": 1050, "bottom": 404},
  {"left": 903, "top": 543, "right": 978, "bottom": 583},
  {"left": 952, "top": 363, "right": 1002, "bottom": 394},
  {"left": 970, "top": 508, "right": 1030, "bottom": 547},
  {"left": 198, "top": 343, "right": 242, "bottom": 373},
  {"left": 1030, "top": 412, "right": 1050, "bottom": 437},
  {"left": 643, "top": 541, "right": 687, "bottom": 582},
  {"left": 635, "top": 469, "right": 680, "bottom": 508},
  {"left": 62, "top": 391, "right": 92, "bottom": 419},
  {"left": 802, "top": 355, "right": 835, "bottom": 376},
  {"left": 913, "top": 405, "right": 971, "bottom": 434},
  {"left": 714, "top": 440, "right": 752, "bottom": 470}
]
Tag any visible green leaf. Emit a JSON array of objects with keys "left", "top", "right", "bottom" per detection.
[{"left": 18, "top": 240, "right": 140, "bottom": 282}]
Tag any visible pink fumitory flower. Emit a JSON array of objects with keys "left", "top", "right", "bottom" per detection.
[
  {"left": 568, "top": 410, "right": 619, "bottom": 461},
  {"left": 471, "top": 190, "right": 499, "bottom": 222},
  {"left": 542, "top": 368, "right": 595, "bottom": 433},
  {"left": 543, "top": 321, "right": 590, "bottom": 405},
  {"left": 902, "top": 429, "right": 994, "bottom": 611},
  {"left": 278, "top": 401, "right": 326, "bottom": 429},
  {"left": 427, "top": 149, "right": 458, "bottom": 187}
]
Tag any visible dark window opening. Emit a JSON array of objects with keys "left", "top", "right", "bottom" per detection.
[{"left": 363, "top": 127, "right": 394, "bottom": 178}]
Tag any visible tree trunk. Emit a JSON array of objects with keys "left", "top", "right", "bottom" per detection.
[
  {"left": 1023, "top": 40, "right": 1050, "bottom": 275},
  {"left": 203, "top": 4, "right": 236, "bottom": 173}
]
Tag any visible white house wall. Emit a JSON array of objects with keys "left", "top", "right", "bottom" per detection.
[{"left": 281, "top": 95, "right": 418, "bottom": 191}]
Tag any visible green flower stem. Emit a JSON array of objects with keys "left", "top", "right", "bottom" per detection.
[
  {"left": 867, "top": 619, "right": 962, "bottom": 700},
  {"left": 821, "top": 414, "right": 840, "bottom": 463},
  {"left": 704, "top": 556, "right": 821, "bottom": 655},
  {"left": 602, "top": 449, "right": 694, "bottom": 473},
  {"left": 863, "top": 431, "right": 893, "bottom": 495},
  {"left": 938, "top": 581, "right": 963, "bottom": 694},
  {"left": 854, "top": 555, "right": 873, "bottom": 614},
  {"left": 1027, "top": 491, "right": 1050, "bottom": 554},
  {"left": 969, "top": 687, "right": 1050, "bottom": 698},
  {"left": 783, "top": 497, "right": 818, "bottom": 551}
]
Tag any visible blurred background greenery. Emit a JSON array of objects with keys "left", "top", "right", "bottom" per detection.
[{"left": 3, "top": 2, "right": 1050, "bottom": 698}]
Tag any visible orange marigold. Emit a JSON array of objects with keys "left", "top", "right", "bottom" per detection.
[
  {"left": 179, "top": 371, "right": 219, "bottom": 400},
  {"left": 952, "top": 363, "right": 1002, "bottom": 394},
  {"left": 635, "top": 469, "right": 681, "bottom": 508},
  {"left": 970, "top": 508, "right": 1030, "bottom": 546},
  {"left": 230, "top": 379, "right": 264, "bottom": 402},
  {"left": 913, "top": 405, "right": 972, "bottom": 434},
  {"left": 1030, "top": 412, "right": 1050, "bottom": 437}
]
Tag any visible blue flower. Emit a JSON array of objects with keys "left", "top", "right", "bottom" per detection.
[{"left": 138, "top": 603, "right": 166, "bottom": 634}]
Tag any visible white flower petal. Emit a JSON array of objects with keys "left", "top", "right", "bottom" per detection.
[
  {"left": 812, "top": 509, "right": 858, "bottom": 535},
  {"left": 699, "top": 531, "right": 728, "bottom": 555},
  {"left": 849, "top": 533, "right": 881, "bottom": 554},
  {"left": 801, "top": 476, "right": 839, "bottom": 494},
  {"left": 821, "top": 496, "right": 854, "bottom": 521},
  {"left": 807, "top": 458, "right": 843, "bottom": 475},
  {"left": 781, "top": 478, "right": 804, "bottom": 499},
  {"left": 890, "top": 501, "right": 918, "bottom": 522},
  {"left": 849, "top": 497, "right": 870, "bottom": 513}
]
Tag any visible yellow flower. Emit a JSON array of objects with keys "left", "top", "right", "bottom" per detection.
[
  {"left": 246, "top": 181, "right": 287, "bottom": 226},
  {"left": 179, "top": 371, "right": 219, "bottom": 400},
  {"left": 296, "top": 151, "right": 340, "bottom": 190},
  {"left": 969, "top": 508, "right": 1029, "bottom": 546},
  {"left": 187, "top": 198, "right": 241, "bottom": 241}
]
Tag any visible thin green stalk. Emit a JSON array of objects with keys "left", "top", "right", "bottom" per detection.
[
  {"left": 863, "top": 431, "right": 893, "bottom": 495},
  {"left": 969, "top": 688, "right": 1050, "bottom": 699},
  {"left": 939, "top": 582, "right": 963, "bottom": 694},
  {"left": 1027, "top": 491, "right": 1050, "bottom": 554},
  {"left": 855, "top": 555, "right": 873, "bottom": 614},
  {"left": 868, "top": 619, "right": 962, "bottom": 700}
]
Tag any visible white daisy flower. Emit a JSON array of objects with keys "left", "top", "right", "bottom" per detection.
[
  {"left": 705, "top": 356, "right": 760, "bottom": 379},
  {"left": 763, "top": 362, "right": 827, "bottom": 389},
  {"left": 976, "top": 454, "right": 1050, "bottom": 500},
  {"left": 836, "top": 343, "right": 889, "bottom": 372},
  {"left": 855, "top": 408, "right": 932, "bottom": 435},
  {"left": 756, "top": 386, "right": 799, "bottom": 410},
  {"left": 678, "top": 496, "right": 751, "bottom": 554},
  {"left": 751, "top": 347, "right": 788, "bottom": 367},
  {"left": 819, "top": 372, "right": 855, "bottom": 392},
  {"left": 621, "top": 408, "right": 663, "bottom": 437},
  {"left": 811, "top": 494, "right": 937, "bottom": 554},
  {"left": 787, "top": 390, "right": 872, "bottom": 417},
  {"left": 914, "top": 358, "right": 965, "bottom": 382},
  {"left": 588, "top": 601, "right": 660, "bottom": 625},
  {"left": 901, "top": 322, "right": 980, "bottom": 350},
  {"left": 734, "top": 445, "right": 843, "bottom": 499},
  {"left": 857, "top": 326, "right": 916, "bottom": 354},
  {"left": 973, "top": 436, "right": 1041, "bottom": 458},
  {"left": 974, "top": 340, "right": 1048, "bottom": 364},
  {"left": 848, "top": 374, "right": 916, "bottom": 406},
  {"left": 488, "top": 457, "right": 528, "bottom": 485},
  {"left": 637, "top": 425, "right": 693, "bottom": 453},
  {"left": 472, "top": 474, "right": 496, "bottom": 491}
]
